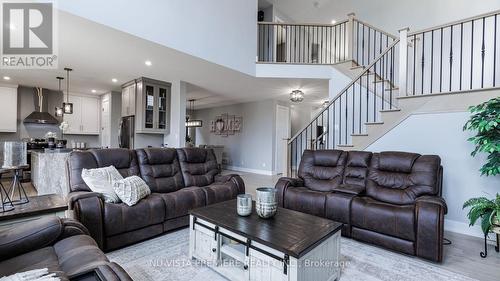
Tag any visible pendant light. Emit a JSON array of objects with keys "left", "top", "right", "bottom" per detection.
[
  {"left": 185, "top": 99, "right": 203, "bottom": 127},
  {"left": 63, "top": 67, "right": 73, "bottom": 114},
  {"left": 290, "top": 90, "right": 304, "bottom": 103},
  {"left": 55, "top": 76, "right": 64, "bottom": 117}
]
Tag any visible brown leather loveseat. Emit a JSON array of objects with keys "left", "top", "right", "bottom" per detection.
[
  {"left": 67, "top": 147, "right": 245, "bottom": 251},
  {"left": 0, "top": 216, "right": 131, "bottom": 280},
  {"left": 276, "top": 150, "right": 446, "bottom": 262}
]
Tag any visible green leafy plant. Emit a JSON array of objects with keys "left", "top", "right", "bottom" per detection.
[
  {"left": 463, "top": 97, "right": 500, "bottom": 176},
  {"left": 463, "top": 194, "right": 500, "bottom": 234}
]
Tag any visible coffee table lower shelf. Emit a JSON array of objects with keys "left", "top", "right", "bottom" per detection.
[{"left": 189, "top": 215, "right": 340, "bottom": 281}]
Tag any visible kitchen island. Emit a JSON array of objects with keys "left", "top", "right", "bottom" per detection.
[{"left": 31, "top": 149, "right": 72, "bottom": 196}]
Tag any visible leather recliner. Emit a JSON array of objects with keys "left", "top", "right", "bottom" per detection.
[
  {"left": 67, "top": 147, "right": 245, "bottom": 251},
  {"left": 0, "top": 216, "right": 131, "bottom": 280},
  {"left": 276, "top": 150, "right": 446, "bottom": 262}
]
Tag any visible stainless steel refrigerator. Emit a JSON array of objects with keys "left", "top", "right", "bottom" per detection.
[{"left": 119, "top": 116, "right": 135, "bottom": 149}]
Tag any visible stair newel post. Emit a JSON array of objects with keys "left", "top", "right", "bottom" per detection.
[
  {"left": 346, "top": 13, "right": 356, "bottom": 63},
  {"left": 398, "top": 27, "right": 410, "bottom": 97}
]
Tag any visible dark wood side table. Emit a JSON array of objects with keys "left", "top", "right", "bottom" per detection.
[{"left": 0, "top": 194, "right": 67, "bottom": 227}]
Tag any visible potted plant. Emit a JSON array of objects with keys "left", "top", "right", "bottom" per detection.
[
  {"left": 462, "top": 97, "right": 500, "bottom": 235},
  {"left": 463, "top": 194, "right": 500, "bottom": 234}
]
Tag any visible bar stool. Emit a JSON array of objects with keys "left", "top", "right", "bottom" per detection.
[
  {"left": 0, "top": 168, "right": 15, "bottom": 212},
  {"left": 3, "top": 165, "right": 30, "bottom": 205}
]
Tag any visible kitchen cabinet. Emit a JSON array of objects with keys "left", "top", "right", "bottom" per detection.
[
  {"left": 121, "top": 83, "right": 136, "bottom": 117},
  {"left": 0, "top": 85, "right": 18, "bottom": 133},
  {"left": 123, "top": 77, "right": 171, "bottom": 134},
  {"left": 64, "top": 94, "right": 100, "bottom": 135}
]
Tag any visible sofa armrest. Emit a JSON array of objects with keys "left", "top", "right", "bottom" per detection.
[
  {"left": 332, "top": 184, "right": 365, "bottom": 195},
  {"left": 275, "top": 177, "right": 304, "bottom": 207},
  {"left": 67, "top": 191, "right": 103, "bottom": 210},
  {"left": 96, "top": 263, "right": 133, "bottom": 281},
  {"left": 0, "top": 216, "right": 63, "bottom": 262},
  {"left": 215, "top": 174, "right": 245, "bottom": 194},
  {"left": 73, "top": 195, "right": 105, "bottom": 250},
  {"left": 415, "top": 195, "right": 447, "bottom": 262}
]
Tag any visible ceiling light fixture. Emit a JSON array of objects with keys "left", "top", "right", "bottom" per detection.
[
  {"left": 112, "top": 78, "right": 118, "bottom": 83},
  {"left": 55, "top": 76, "right": 64, "bottom": 117},
  {"left": 331, "top": 20, "right": 337, "bottom": 24},
  {"left": 3, "top": 76, "right": 10, "bottom": 80},
  {"left": 290, "top": 90, "right": 304, "bottom": 103},
  {"left": 91, "top": 89, "right": 97, "bottom": 93},
  {"left": 185, "top": 99, "right": 203, "bottom": 128},
  {"left": 145, "top": 60, "right": 152, "bottom": 66},
  {"left": 63, "top": 68, "right": 73, "bottom": 114}
]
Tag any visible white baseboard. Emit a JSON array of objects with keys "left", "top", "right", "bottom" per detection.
[
  {"left": 223, "top": 165, "right": 275, "bottom": 176},
  {"left": 444, "top": 218, "right": 499, "bottom": 244}
]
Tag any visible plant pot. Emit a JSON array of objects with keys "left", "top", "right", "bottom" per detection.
[{"left": 492, "top": 216, "right": 500, "bottom": 234}]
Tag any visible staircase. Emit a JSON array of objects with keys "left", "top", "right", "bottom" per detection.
[{"left": 258, "top": 10, "right": 500, "bottom": 177}]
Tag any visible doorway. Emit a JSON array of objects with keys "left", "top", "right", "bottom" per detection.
[{"left": 275, "top": 105, "right": 290, "bottom": 175}]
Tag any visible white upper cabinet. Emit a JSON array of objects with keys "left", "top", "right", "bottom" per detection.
[
  {"left": 63, "top": 94, "right": 100, "bottom": 135},
  {"left": 0, "top": 85, "right": 18, "bottom": 133},
  {"left": 121, "top": 83, "right": 136, "bottom": 117}
]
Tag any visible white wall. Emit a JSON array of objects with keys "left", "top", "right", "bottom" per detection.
[
  {"left": 58, "top": 0, "right": 258, "bottom": 75},
  {"left": 194, "top": 100, "right": 275, "bottom": 174},
  {"left": 367, "top": 111, "right": 500, "bottom": 237}
]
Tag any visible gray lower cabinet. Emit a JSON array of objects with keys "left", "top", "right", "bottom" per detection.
[{"left": 122, "top": 77, "right": 171, "bottom": 134}]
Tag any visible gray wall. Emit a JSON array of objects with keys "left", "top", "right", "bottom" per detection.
[
  {"left": 0, "top": 86, "right": 100, "bottom": 147},
  {"left": 194, "top": 100, "right": 275, "bottom": 173}
]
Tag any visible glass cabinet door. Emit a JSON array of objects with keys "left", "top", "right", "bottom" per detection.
[
  {"left": 145, "top": 85, "right": 154, "bottom": 129},
  {"left": 157, "top": 86, "right": 168, "bottom": 130}
]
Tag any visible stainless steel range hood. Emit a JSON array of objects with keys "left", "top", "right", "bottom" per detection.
[{"left": 23, "top": 87, "right": 59, "bottom": 124}]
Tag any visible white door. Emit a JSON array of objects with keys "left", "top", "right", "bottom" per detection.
[
  {"left": 275, "top": 105, "right": 290, "bottom": 175},
  {"left": 101, "top": 95, "right": 111, "bottom": 147}
]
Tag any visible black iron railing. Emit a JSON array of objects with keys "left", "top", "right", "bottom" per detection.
[
  {"left": 405, "top": 10, "right": 500, "bottom": 96},
  {"left": 353, "top": 19, "right": 398, "bottom": 67},
  {"left": 257, "top": 21, "right": 349, "bottom": 64},
  {"left": 288, "top": 40, "right": 400, "bottom": 177}
]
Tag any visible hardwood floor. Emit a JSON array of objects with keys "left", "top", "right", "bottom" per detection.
[
  {"left": 2, "top": 172, "right": 499, "bottom": 280},
  {"left": 224, "top": 169, "right": 500, "bottom": 281}
]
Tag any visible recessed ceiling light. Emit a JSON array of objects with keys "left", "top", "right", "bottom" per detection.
[
  {"left": 145, "top": 60, "right": 152, "bottom": 66},
  {"left": 331, "top": 20, "right": 337, "bottom": 24},
  {"left": 91, "top": 89, "right": 97, "bottom": 93},
  {"left": 111, "top": 78, "right": 118, "bottom": 83},
  {"left": 3, "top": 76, "right": 10, "bottom": 80}
]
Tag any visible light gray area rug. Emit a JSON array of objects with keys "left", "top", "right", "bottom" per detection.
[{"left": 107, "top": 229, "right": 476, "bottom": 281}]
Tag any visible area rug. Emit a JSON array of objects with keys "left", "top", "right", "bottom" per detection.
[{"left": 107, "top": 228, "right": 476, "bottom": 281}]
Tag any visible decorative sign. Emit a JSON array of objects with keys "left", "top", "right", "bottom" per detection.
[{"left": 210, "top": 114, "right": 242, "bottom": 137}]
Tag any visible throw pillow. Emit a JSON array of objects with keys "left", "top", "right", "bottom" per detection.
[
  {"left": 81, "top": 166, "right": 123, "bottom": 203},
  {"left": 113, "top": 176, "right": 151, "bottom": 206}
]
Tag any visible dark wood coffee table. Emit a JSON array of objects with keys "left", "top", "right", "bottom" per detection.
[
  {"left": 0, "top": 194, "right": 67, "bottom": 227},
  {"left": 189, "top": 200, "right": 342, "bottom": 281}
]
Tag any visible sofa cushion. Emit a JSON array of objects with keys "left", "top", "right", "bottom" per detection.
[
  {"left": 157, "top": 186, "right": 206, "bottom": 219},
  {"left": 113, "top": 176, "right": 151, "bottom": 206},
  {"left": 68, "top": 149, "right": 140, "bottom": 192},
  {"left": 343, "top": 151, "right": 372, "bottom": 187},
  {"left": 351, "top": 197, "right": 415, "bottom": 241},
  {"left": 199, "top": 183, "right": 239, "bottom": 205},
  {"left": 103, "top": 194, "right": 165, "bottom": 236},
  {"left": 367, "top": 153, "right": 441, "bottom": 205},
  {"left": 81, "top": 166, "right": 123, "bottom": 203},
  {"left": 177, "top": 148, "right": 219, "bottom": 187},
  {"left": 283, "top": 186, "right": 327, "bottom": 217},
  {"left": 53, "top": 235, "right": 110, "bottom": 276},
  {"left": 298, "top": 150, "right": 347, "bottom": 192},
  {"left": 136, "top": 148, "right": 185, "bottom": 193}
]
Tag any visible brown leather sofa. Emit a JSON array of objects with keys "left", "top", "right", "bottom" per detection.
[
  {"left": 276, "top": 150, "right": 446, "bottom": 262},
  {"left": 0, "top": 216, "right": 131, "bottom": 280},
  {"left": 67, "top": 147, "right": 245, "bottom": 251}
]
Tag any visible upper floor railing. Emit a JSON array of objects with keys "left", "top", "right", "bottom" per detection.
[
  {"left": 257, "top": 14, "right": 397, "bottom": 67},
  {"left": 403, "top": 10, "right": 500, "bottom": 96}
]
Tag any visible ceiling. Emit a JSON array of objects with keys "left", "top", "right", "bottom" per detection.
[{"left": 1, "top": 10, "right": 328, "bottom": 110}]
